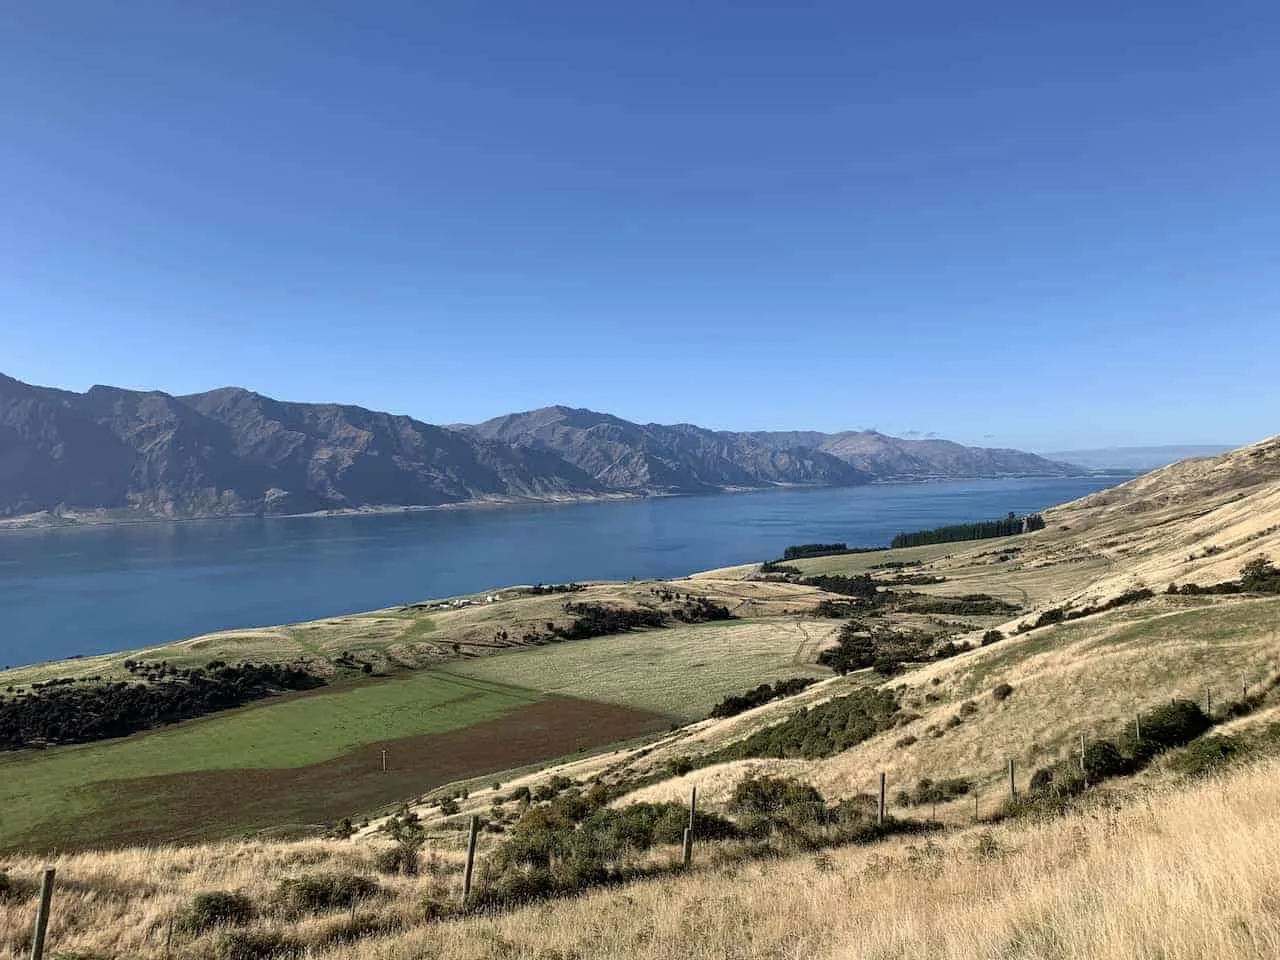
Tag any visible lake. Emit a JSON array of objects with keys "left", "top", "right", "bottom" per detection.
[{"left": 0, "top": 476, "right": 1122, "bottom": 668}]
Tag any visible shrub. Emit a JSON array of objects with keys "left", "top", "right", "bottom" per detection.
[
  {"left": 731, "top": 776, "right": 825, "bottom": 828},
  {"left": 178, "top": 892, "right": 255, "bottom": 933},
  {"left": 709, "top": 678, "right": 818, "bottom": 719},
  {"left": 215, "top": 930, "right": 299, "bottom": 960},
  {"left": 317, "top": 914, "right": 394, "bottom": 946},
  {"left": 273, "top": 874, "right": 380, "bottom": 916},
  {"left": 981, "top": 629, "right": 1005, "bottom": 646},
  {"left": 372, "top": 847, "right": 418, "bottom": 876},
  {"left": 1082, "top": 740, "right": 1128, "bottom": 780},
  {"left": 1168, "top": 735, "right": 1243, "bottom": 777},
  {"left": 1027, "top": 764, "right": 1085, "bottom": 800},
  {"left": 327, "top": 817, "right": 355, "bottom": 840},
  {"left": 1033, "top": 607, "right": 1065, "bottom": 628},
  {"left": 714, "top": 688, "right": 898, "bottom": 761},
  {"left": 992, "top": 682, "right": 1014, "bottom": 702},
  {"left": 903, "top": 777, "right": 970, "bottom": 805},
  {"left": 487, "top": 865, "right": 555, "bottom": 905},
  {"left": 438, "top": 797, "right": 460, "bottom": 816},
  {"left": 958, "top": 700, "right": 979, "bottom": 717},
  {"left": 894, "top": 734, "right": 918, "bottom": 748},
  {"left": 1140, "top": 700, "right": 1212, "bottom": 751}
]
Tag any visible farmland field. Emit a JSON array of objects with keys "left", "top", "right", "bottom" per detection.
[
  {"left": 444, "top": 617, "right": 839, "bottom": 719},
  {"left": 0, "top": 671, "right": 669, "bottom": 851}
]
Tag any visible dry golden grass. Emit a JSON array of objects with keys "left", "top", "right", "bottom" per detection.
[{"left": 7, "top": 756, "right": 1280, "bottom": 960}]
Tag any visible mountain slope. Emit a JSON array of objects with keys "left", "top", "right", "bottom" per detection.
[
  {"left": 749, "top": 428, "right": 1080, "bottom": 478},
  {"left": 0, "top": 374, "right": 1083, "bottom": 521},
  {"left": 467, "top": 406, "right": 1080, "bottom": 491},
  {"left": 467, "top": 406, "right": 869, "bottom": 493}
]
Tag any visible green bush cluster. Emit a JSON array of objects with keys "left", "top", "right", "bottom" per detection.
[
  {"left": 895, "top": 777, "right": 970, "bottom": 807},
  {"left": 273, "top": 874, "right": 380, "bottom": 917},
  {"left": 713, "top": 688, "right": 899, "bottom": 761},
  {"left": 1018, "top": 700, "right": 1215, "bottom": 815},
  {"left": 709, "top": 678, "right": 817, "bottom": 719}
]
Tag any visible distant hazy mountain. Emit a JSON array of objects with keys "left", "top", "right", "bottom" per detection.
[
  {"left": 1044, "top": 445, "right": 1235, "bottom": 472},
  {"left": 0, "top": 374, "right": 1082, "bottom": 521},
  {"left": 465, "top": 406, "right": 1080, "bottom": 491}
]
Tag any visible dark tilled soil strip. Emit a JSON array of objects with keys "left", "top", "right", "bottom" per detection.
[{"left": 18, "top": 697, "right": 673, "bottom": 852}]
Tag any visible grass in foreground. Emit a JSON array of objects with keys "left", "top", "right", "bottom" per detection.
[{"left": 443, "top": 617, "right": 837, "bottom": 720}]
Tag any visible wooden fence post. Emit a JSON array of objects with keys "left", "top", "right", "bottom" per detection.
[
  {"left": 878, "top": 772, "right": 886, "bottom": 826},
  {"left": 683, "top": 786, "right": 697, "bottom": 868},
  {"left": 461, "top": 816, "right": 478, "bottom": 903},
  {"left": 1079, "top": 734, "right": 1086, "bottom": 774},
  {"left": 380, "top": 749, "right": 387, "bottom": 773},
  {"left": 1008, "top": 758, "right": 1017, "bottom": 801},
  {"left": 1205, "top": 686, "right": 1212, "bottom": 716},
  {"left": 1135, "top": 713, "right": 1142, "bottom": 741},
  {"left": 30, "top": 867, "right": 56, "bottom": 960}
]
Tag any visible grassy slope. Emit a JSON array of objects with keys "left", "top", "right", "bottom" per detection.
[
  {"left": 0, "top": 672, "right": 538, "bottom": 846},
  {"left": 444, "top": 617, "right": 838, "bottom": 720},
  {"left": 5, "top": 753, "right": 1280, "bottom": 960}
]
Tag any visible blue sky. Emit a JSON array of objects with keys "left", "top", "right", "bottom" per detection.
[{"left": 2, "top": 2, "right": 1277, "bottom": 451}]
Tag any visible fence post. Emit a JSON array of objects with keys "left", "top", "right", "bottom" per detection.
[
  {"left": 1079, "top": 734, "right": 1086, "bottom": 774},
  {"left": 1205, "top": 686, "right": 1212, "bottom": 717},
  {"left": 683, "top": 786, "right": 697, "bottom": 868},
  {"left": 461, "top": 816, "right": 478, "bottom": 903},
  {"left": 878, "top": 771, "right": 886, "bottom": 826},
  {"left": 1008, "top": 758, "right": 1017, "bottom": 801},
  {"left": 1135, "top": 713, "right": 1142, "bottom": 741},
  {"left": 30, "top": 867, "right": 56, "bottom": 960}
]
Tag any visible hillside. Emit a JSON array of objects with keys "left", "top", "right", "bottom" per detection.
[
  {"left": 468, "top": 406, "right": 1081, "bottom": 491},
  {"left": 3, "top": 437, "right": 1279, "bottom": 960},
  {"left": 0, "top": 375, "right": 1081, "bottom": 522}
]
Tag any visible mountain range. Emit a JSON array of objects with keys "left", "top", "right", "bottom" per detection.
[{"left": 0, "top": 373, "right": 1082, "bottom": 521}]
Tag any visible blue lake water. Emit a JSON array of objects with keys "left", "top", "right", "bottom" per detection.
[{"left": 0, "top": 476, "right": 1122, "bottom": 668}]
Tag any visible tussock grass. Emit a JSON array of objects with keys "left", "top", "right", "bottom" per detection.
[{"left": 5, "top": 758, "right": 1280, "bottom": 959}]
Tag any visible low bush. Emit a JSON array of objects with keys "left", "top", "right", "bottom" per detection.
[
  {"left": 709, "top": 678, "right": 818, "bottom": 719},
  {"left": 1082, "top": 740, "right": 1128, "bottom": 780},
  {"left": 1139, "top": 700, "right": 1212, "bottom": 752},
  {"left": 273, "top": 874, "right": 380, "bottom": 916},
  {"left": 372, "top": 847, "right": 417, "bottom": 876},
  {"left": 317, "top": 914, "right": 397, "bottom": 946},
  {"left": 981, "top": 629, "right": 1005, "bottom": 646},
  {"left": 0, "top": 871, "right": 10, "bottom": 901},
  {"left": 215, "top": 930, "right": 300, "bottom": 960},
  {"left": 179, "top": 891, "right": 255, "bottom": 933},
  {"left": 992, "top": 682, "right": 1015, "bottom": 701},
  {"left": 1168, "top": 735, "right": 1243, "bottom": 777},
  {"left": 713, "top": 688, "right": 899, "bottom": 761},
  {"left": 900, "top": 777, "right": 970, "bottom": 806}
]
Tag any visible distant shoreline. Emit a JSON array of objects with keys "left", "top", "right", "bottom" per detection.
[{"left": 0, "top": 473, "right": 1127, "bottom": 534}]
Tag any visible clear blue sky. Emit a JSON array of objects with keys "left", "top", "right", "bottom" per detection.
[{"left": 3, "top": 3, "right": 1277, "bottom": 451}]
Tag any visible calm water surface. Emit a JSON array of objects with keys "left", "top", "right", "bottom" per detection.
[{"left": 0, "top": 476, "right": 1122, "bottom": 667}]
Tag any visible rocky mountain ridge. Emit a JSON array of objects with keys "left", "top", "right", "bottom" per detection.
[{"left": 0, "top": 375, "right": 1081, "bottom": 521}]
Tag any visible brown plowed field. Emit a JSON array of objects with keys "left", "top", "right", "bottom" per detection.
[{"left": 23, "top": 697, "right": 672, "bottom": 851}]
